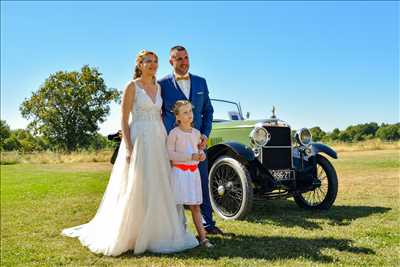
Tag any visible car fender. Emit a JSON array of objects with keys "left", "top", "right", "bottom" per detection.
[
  {"left": 207, "top": 142, "right": 255, "bottom": 165},
  {"left": 311, "top": 142, "right": 338, "bottom": 159}
]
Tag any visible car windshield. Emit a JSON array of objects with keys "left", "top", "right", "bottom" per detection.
[{"left": 211, "top": 99, "right": 243, "bottom": 122}]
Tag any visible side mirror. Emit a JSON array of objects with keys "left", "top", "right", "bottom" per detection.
[{"left": 246, "top": 112, "right": 250, "bottom": 119}]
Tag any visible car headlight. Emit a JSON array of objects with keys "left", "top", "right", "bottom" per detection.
[
  {"left": 295, "top": 128, "right": 312, "bottom": 146},
  {"left": 250, "top": 127, "right": 270, "bottom": 147}
]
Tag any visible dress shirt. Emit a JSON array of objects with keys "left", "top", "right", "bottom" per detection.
[{"left": 175, "top": 73, "right": 191, "bottom": 99}]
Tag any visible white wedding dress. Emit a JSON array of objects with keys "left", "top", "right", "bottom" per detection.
[{"left": 62, "top": 81, "right": 198, "bottom": 256}]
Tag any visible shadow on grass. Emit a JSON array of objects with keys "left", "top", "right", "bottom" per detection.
[
  {"left": 121, "top": 235, "right": 374, "bottom": 263},
  {"left": 245, "top": 200, "right": 391, "bottom": 229}
]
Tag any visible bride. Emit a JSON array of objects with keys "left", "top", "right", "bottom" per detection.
[{"left": 61, "top": 50, "right": 199, "bottom": 256}]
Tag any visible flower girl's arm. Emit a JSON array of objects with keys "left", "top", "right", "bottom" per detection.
[
  {"left": 167, "top": 131, "right": 193, "bottom": 162},
  {"left": 121, "top": 81, "right": 135, "bottom": 153}
]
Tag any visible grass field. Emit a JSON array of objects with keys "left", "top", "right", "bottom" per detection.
[{"left": 1, "top": 149, "right": 399, "bottom": 266}]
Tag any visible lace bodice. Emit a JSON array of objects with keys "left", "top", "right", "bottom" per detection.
[{"left": 132, "top": 81, "right": 162, "bottom": 122}]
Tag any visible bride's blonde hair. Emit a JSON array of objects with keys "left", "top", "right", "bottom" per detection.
[{"left": 134, "top": 50, "right": 158, "bottom": 80}]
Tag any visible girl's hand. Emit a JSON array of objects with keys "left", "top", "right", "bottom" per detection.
[
  {"left": 192, "top": 152, "right": 206, "bottom": 162},
  {"left": 191, "top": 153, "right": 201, "bottom": 161}
]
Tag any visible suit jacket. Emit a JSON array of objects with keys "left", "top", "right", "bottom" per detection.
[{"left": 159, "top": 73, "right": 214, "bottom": 137}]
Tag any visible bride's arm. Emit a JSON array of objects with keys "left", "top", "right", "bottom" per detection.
[{"left": 121, "top": 81, "right": 135, "bottom": 156}]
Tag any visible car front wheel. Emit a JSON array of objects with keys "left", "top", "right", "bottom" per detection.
[
  {"left": 208, "top": 156, "right": 253, "bottom": 220},
  {"left": 293, "top": 154, "right": 338, "bottom": 210}
]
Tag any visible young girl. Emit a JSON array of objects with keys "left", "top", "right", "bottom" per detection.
[{"left": 167, "top": 100, "right": 214, "bottom": 248}]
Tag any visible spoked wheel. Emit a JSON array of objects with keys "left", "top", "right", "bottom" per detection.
[
  {"left": 294, "top": 154, "right": 338, "bottom": 210},
  {"left": 208, "top": 156, "right": 253, "bottom": 220}
]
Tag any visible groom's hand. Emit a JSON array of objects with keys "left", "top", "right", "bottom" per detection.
[
  {"left": 198, "top": 150, "right": 206, "bottom": 161},
  {"left": 198, "top": 135, "right": 208, "bottom": 150}
]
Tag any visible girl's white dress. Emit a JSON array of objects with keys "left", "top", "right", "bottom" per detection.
[
  {"left": 167, "top": 127, "right": 203, "bottom": 205},
  {"left": 61, "top": 81, "right": 198, "bottom": 256}
]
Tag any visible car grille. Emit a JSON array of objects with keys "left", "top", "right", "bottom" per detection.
[{"left": 261, "top": 126, "right": 292, "bottom": 169}]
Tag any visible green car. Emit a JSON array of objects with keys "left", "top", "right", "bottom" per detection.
[
  {"left": 206, "top": 99, "right": 339, "bottom": 220},
  {"left": 109, "top": 99, "right": 339, "bottom": 220}
]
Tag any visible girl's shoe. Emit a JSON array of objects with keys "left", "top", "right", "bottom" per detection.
[{"left": 199, "top": 238, "right": 214, "bottom": 248}]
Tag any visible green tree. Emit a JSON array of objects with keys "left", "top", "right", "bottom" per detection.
[
  {"left": 0, "top": 120, "right": 11, "bottom": 150},
  {"left": 2, "top": 136, "right": 19, "bottom": 151},
  {"left": 376, "top": 123, "right": 400, "bottom": 141},
  {"left": 310, "top": 127, "right": 326, "bottom": 142},
  {"left": 20, "top": 66, "right": 120, "bottom": 151},
  {"left": 88, "top": 133, "right": 114, "bottom": 151},
  {"left": 11, "top": 129, "right": 38, "bottom": 152},
  {"left": 327, "top": 128, "right": 341, "bottom": 141},
  {"left": 342, "top": 122, "right": 379, "bottom": 141},
  {"left": 35, "top": 135, "right": 51, "bottom": 151},
  {"left": 338, "top": 131, "right": 351, "bottom": 142}
]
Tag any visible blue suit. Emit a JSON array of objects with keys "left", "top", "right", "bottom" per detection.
[{"left": 159, "top": 73, "right": 215, "bottom": 230}]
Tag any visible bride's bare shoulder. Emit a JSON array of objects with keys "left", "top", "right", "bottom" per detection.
[{"left": 124, "top": 80, "right": 136, "bottom": 94}]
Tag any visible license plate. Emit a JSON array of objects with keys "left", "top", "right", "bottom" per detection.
[{"left": 270, "top": 169, "right": 295, "bottom": 181}]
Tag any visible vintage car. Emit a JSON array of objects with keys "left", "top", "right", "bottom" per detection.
[
  {"left": 206, "top": 99, "right": 338, "bottom": 220},
  {"left": 108, "top": 99, "right": 339, "bottom": 220}
]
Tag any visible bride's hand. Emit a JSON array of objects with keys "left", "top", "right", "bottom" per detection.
[{"left": 126, "top": 145, "right": 133, "bottom": 162}]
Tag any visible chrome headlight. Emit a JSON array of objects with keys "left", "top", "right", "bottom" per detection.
[
  {"left": 295, "top": 128, "right": 312, "bottom": 146},
  {"left": 250, "top": 127, "right": 270, "bottom": 147}
]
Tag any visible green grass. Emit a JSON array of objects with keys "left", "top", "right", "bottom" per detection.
[
  {"left": 1, "top": 150, "right": 399, "bottom": 266},
  {"left": 0, "top": 150, "right": 114, "bottom": 165}
]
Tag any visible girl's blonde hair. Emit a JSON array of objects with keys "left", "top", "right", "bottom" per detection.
[
  {"left": 172, "top": 100, "right": 193, "bottom": 126},
  {"left": 134, "top": 50, "right": 158, "bottom": 80}
]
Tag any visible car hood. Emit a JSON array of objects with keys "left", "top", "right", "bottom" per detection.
[{"left": 212, "top": 120, "right": 264, "bottom": 129}]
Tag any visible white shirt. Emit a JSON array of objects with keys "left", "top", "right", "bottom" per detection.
[{"left": 175, "top": 73, "right": 191, "bottom": 99}]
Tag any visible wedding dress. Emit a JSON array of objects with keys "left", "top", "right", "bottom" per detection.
[{"left": 62, "top": 81, "right": 198, "bottom": 256}]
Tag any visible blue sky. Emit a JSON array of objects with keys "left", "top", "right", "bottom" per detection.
[{"left": 1, "top": 1, "right": 398, "bottom": 135}]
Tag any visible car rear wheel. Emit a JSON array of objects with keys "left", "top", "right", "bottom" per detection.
[
  {"left": 293, "top": 154, "right": 338, "bottom": 210},
  {"left": 209, "top": 156, "right": 253, "bottom": 220}
]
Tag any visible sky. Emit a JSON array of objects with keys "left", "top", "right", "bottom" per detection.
[{"left": 1, "top": 1, "right": 398, "bottom": 135}]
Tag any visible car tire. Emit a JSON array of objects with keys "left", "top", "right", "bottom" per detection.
[
  {"left": 293, "top": 154, "right": 338, "bottom": 210},
  {"left": 209, "top": 155, "right": 253, "bottom": 220}
]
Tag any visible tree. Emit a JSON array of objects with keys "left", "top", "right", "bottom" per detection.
[
  {"left": 341, "top": 122, "right": 379, "bottom": 141},
  {"left": 20, "top": 66, "right": 120, "bottom": 151},
  {"left": 88, "top": 133, "right": 115, "bottom": 151},
  {"left": 338, "top": 131, "right": 351, "bottom": 142},
  {"left": 12, "top": 129, "right": 35, "bottom": 152},
  {"left": 0, "top": 120, "right": 11, "bottom": 151},
  {"left": 326, "top": 128, "right": 341, "bottom": 141},
  {"left": 2, "top": 137, "right": 19, "bottom": 151},
  {"left": 310, "top": 127, "right": 326, "bottom": 142},
  {"left": 376, "top": 123, "right": 400, "bottom": 141},
  {"left": 35, "top": 136, "right": 51, "bottom": 151}
]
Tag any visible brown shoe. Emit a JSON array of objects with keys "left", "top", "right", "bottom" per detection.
[{"left": 205, "top": 226, "right": 224, "bottom": 235}]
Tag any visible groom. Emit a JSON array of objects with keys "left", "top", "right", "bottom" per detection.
[{"left": 159, "top": 45, "right": 223, "bottom": 235}]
